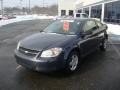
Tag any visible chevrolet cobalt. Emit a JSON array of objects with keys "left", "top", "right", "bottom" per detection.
[{"left": 15, "top": 19, "right": 108, "bottom": 73}]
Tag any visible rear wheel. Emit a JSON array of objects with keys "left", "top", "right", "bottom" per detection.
[
  {"left": 100, "top": 39, "right": 107, "bottom": 51},
  {"left": 65, "top": 51, "right": 80, "bottom": 73}
]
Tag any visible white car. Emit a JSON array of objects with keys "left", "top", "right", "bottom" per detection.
[
  {"left": 75, "top": 13, "right": 88, "bottom": 18},
  {"left": 53, "top": 15, "right": 74, "bottom": 20}
]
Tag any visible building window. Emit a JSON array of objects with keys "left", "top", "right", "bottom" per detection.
[
  {"left": 83, "top": 7, "right": 89, "bottom": 15},
  {"left": 76, "top": 14, "right": 80, "bottom": 17},
  {"left": 91, "top": 5, "right": 102, "bottom": 19},
  {"left": 69, "top": 10, "right": 74, "bottom": 16},
  {"left": 104, "top": 1, "right": 120, "bottom": 24},
  {"left": 61, "top": 10, "right": 66, "bottom": 16},
  {"left": 77, "top": 9, "right": 82, "bottom": 13}
]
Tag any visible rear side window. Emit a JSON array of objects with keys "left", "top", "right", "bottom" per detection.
[{"left": 83, "top": 20, "right": 97, "bottom": 32}]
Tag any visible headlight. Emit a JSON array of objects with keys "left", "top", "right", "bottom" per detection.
[
  {"left": 17, "top": 42, "right": 20, "bottom": 50},
  {"left": 41, "top": 48, "right": 62, "bottom": 58}
]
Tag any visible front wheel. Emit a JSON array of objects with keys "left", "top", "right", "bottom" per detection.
[{"left": 65, "top": 51, "right": 80, "bottom": 73}]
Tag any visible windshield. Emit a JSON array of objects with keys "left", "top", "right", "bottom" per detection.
[{"left": 43, "top": 20, "right": 81, "bottom": 35}]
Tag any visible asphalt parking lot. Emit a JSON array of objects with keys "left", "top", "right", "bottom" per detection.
[{"left": 0, "top": 19, "right": 120, "bottom": 90}]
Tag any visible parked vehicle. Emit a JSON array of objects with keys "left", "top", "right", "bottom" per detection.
[
  {"left": 75, "top": 13, "right": 88, "bottom": 18},
  {"left": 54, "top": 15, "right": 74, "bottom": 20},
  {"left": 2, "top": 14, "right": 16, "bottom": 20},
  {"left": 54, "top": 13, "right": 88, "bottom": 20},
  {"left": 15, "top": 18, "right": 108, "bottom": 73}
]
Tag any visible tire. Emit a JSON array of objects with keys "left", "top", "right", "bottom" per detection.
[
  {"left": 65, "top": 51, "right": 80, "bottom": 73},
  {"left": 100, "top": 39, "right": 107, "bottom": 51}
]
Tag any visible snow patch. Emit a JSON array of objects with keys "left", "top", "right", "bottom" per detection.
[
  {"left": 107, "top": 24, "right": 120, "bottom": 35},
  {"left": 0, "top": 16, "right": 120, "bottom": 36},
  {"left": 0, "top": 15, "right": 55, "bottom": 27}
]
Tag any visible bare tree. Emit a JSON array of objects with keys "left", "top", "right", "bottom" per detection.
[
  {"left": 49, "top": 5, "right": 58, "bottom": 15},
  {"left": 31, "top": 4, "right": 58, "bottom": 15},
  {"left": 3, "top": 4, "right": 58, "bottom": 15}
]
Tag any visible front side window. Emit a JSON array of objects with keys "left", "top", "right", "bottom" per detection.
[
  {"left": 83, "top": 21, "right": 97, "bottom": 32},
  {"left": 43, "top": 20, "right": 81, "bottom": 35},
  {"left": 96, "top": 21, "right": 103, "bottom": 27}
]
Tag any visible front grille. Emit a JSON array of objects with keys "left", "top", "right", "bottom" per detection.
[{"left": 19, "top": 47, "right": 40, "bottom": 57}]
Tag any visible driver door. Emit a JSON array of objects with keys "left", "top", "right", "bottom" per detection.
[{"left": 80, "top": 20, "right": 99, "bottom": 56}]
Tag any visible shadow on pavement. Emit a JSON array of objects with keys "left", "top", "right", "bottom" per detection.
[
  {"left": 15, "top": 49, "right": 107, "bottom": 78},
  {"left": 13, "top": 49, "right": 108, "bottom": 90}
]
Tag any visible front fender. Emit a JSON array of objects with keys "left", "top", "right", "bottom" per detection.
[{"left": 63, "top": 44, "right": 80, "bottom": 60}]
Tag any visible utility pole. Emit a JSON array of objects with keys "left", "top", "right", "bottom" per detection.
[
  {"left": 43, "top": 0, "right": 44, "bottom": 8},
  {"left": 0, "top": 0, "right": 3, "bottom": 16},
  {"left": 29, "top": 0, "right": 31, "bottom": 14},
  {"left": 43, "top": 0, "right": 44, "bottom": 14},
  {"left": 20, "top": 0, "right": 23, "bottom": 14},
  {"left": 20, "top": 0, "right": 23, "bottom": 9}
]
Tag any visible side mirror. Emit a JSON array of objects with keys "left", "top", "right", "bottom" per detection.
[{"left": 103, "top": 24, "right": 108, "bottom": 30}]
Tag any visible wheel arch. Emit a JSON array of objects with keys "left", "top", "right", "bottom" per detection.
[
  {"left": 64, "top": 46, "right": 81, "bottom": 61},
  {"left": 64, "top": 46, "right": 81, "bottom": 73}
]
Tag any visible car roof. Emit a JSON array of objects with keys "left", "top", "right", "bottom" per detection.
[{"left": 57, "top": 18, "right": 97, "bottom": 22}]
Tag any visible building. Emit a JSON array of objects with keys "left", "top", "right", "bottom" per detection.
[
  {"left": 76, "top": 0, "right": 120, "bottom": 24},
  {"left": 58, "top": 0, "right": 79, "bottom": 16},
  {"left": 58, "top": 0, "right": 120, "bottom": 24}
]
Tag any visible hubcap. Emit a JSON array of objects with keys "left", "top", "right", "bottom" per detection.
[{"left": 69, "top": 54, "right": 79, "bottom": 71}]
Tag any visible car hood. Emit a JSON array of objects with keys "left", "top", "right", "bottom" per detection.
[{"left": 20, "top": 33, "right": 77, "bottom": 51}]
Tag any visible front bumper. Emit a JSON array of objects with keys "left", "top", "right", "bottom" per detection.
[{"left": 15, "top": 50, "right": 66, "bottom": 72}]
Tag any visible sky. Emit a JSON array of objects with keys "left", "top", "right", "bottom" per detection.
[{"left": 1, "top": 0, "right": 58, "bottom": 8}]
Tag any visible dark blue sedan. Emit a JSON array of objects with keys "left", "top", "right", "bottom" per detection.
[{"left": 15, "top": 18, "right": 108, "bottom": 73}]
